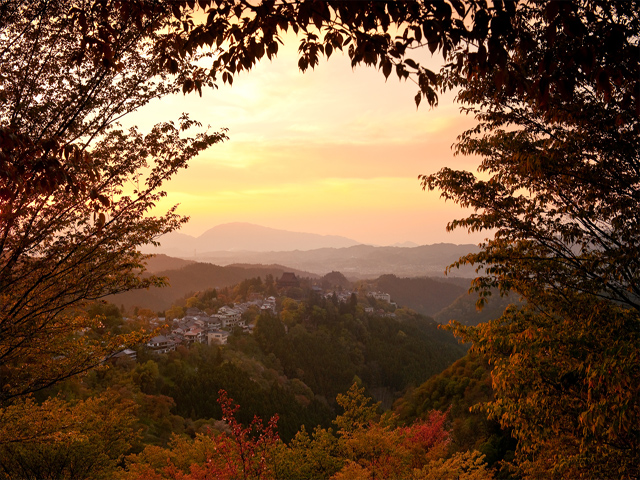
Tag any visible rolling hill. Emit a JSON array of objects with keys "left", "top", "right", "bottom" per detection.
[
  {"left": 108, "top": 262, "right": 318, "bottom": 311},
  {"left": 191, "top": 243, "right": 480, "bottom": 278}
]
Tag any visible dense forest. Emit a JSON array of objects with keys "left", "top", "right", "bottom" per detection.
[
  {"left": 1, "top": 1, "right": 638, "bottom": 479},
  {"left": 7, "top": 280, "right": 493, "bottom": 478}
]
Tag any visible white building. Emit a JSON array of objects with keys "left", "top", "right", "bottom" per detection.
[
  {"left": 368, "top": 292, "right": 391, "bottom": 303},
  {"left": 208, "top": 330, "right": 230, "bottom": 345},
  {"left": 217, "top": 306, "right": 243, "bottom": 328}
]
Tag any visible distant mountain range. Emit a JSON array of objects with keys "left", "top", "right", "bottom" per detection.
[
  {"left": 192, "top": 243, "right": 479, "bottom": 278},
  {"left": 142, "top": 222, "right": 361, "bottom": 255},
  {"left": 141, "top": 223, "right": 479, "bottom": 278}
]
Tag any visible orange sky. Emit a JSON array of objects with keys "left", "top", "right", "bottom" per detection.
[{"left": 125, "top": 37, "right": 487, "bottom": 246}]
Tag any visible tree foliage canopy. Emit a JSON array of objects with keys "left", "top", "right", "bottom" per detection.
[
  {"left": 417, "top": 1, "right": 640, "bottom": 477},
  {"left": 2, "top": 1, "right": 639, "bottom": 477},
  {"left": 0, "top": 1, "right": 225, "bottom": 405},
  {"left": 424, "top": 1, "right": 639, "bottom": 310},
  {"left": 121, "top": 385, "right": 490, "bottom": 480}
]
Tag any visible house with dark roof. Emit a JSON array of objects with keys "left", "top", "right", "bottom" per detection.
[
  {"left": 146, "top": 335, "right": 176, "bottom": 354},
  {"left": 277, "top": 272, "right": 300, "bottom": 288},
  {"left": 184, "top": 328, "right": 205, "bottom": 344},
  {"left": 107, "top": 348, "right": 137, "bottom": 363}
]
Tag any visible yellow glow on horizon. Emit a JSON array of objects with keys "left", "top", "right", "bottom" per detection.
[
  {"left": 123, "top": 34, "right": 485, "bottom": 246},
  {"left": 157, "top": 175, "right": 451, "bottom": 220}
]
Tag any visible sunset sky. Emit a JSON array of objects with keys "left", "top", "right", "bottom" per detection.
[{"left": 126, "top": 37, "right": 486, "bottom": 246}]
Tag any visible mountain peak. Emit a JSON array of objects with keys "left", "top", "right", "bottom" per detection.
[
  {"left": 200, "top": 222, "right": 291, "bottom": 236},
  {"left": 146, "top": 223, "right": 362, "bottom": 255}
]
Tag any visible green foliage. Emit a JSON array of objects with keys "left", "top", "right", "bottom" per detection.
[
  {"left": 253, "top": 314, "right": 286, "bottom": 355},
  {"left": 321, "top": 271, "right": 352, "bottom": 290},
  {"left": 273, "top": 426, "right": 344, "bottom": 479},
  {"left": 416, "top": 451, "right": 495, "bottom": 480},
  {"left": 279, "top": 297, "right": 303, "bottom": 327},
  {"left": 47, "top": 291, "right": 468, "bottom": 454},
  {"left": 395, "top": 354, "right": 515, "bottom": 470},
  {"left": 434, "top": 290, "right": 522, "bottom": 326},
  {"left": 122, "top": 383, "right": 461, "bottom": 480},
  {"left": 140, "top": 343, "right": 332, "bottom": 442},
  {"left": 417, "top": 2, "right": 640, "bottom": 477},
  {"left": 165, "top": 305, "right": 185, "bottom": 321},
  {"left": 0, "top": 391, "right": 139, "bottom": 480},
  {"left": 451, "top": 302, "right": 640, "bottom": 478},
  {"left": 334, "top": 384, "right": 380, "bottom": 434},
  {"left": 362, "top": 314, "right": 466, "bottom": 393},
  {"left": 374, "top": 274, "right": 467, "bottom": 316},
  {"left": 251, "top": 294, "right": 467, "bottom": 404},
  {"left": 87, "top": 302, "right": 124, "bottom": 332},
  {"left": 132, "top": 361, "right": 162, "bottom": 395},
  {"left": 233, "top": 277, "right": 264, "bottom": 302}
]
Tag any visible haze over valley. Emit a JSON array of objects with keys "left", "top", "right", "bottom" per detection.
[{"left": 143, "top": 222, "right": 480, "bottom": 277}]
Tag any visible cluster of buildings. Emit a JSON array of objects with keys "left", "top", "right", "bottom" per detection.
[
  {"left": 145, "top": 296, "right": 278, "bottom": 354},
  {"left": 141, "top": 271, "right": 395, "bottom": 355},
  {"left": 322, "top": 289, "right": 358, "bottom": 303},
  {"left": 368, "top": 291, "right": 392, "bottom": 303},
  {"left": 320, "top": 290, "right": 394, "bottom": 305}
]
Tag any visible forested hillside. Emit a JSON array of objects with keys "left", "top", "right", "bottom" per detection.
[
  {"left": 3, "top": 1, "right": 637, "bottom": 479},
  {"left": 143, "top": 254, "right": 196, "bottom": 273},
  {"left": 372, "top": 274, "right": 468, "bottom": 316},
  {"left": 113, "top": 258, "right": 481, "bottom": 319},
  {"left": 109, "top": 262, "right": 318, "bottom": 311},
  {"left": 394, "top": 354, "right": 516, "bottom": 474},
  {"left": 6, "top": 279, "right": 473, "bottom": 478},
  {"left": 434, "top": 290, "right": 522, "bottom": 326}
]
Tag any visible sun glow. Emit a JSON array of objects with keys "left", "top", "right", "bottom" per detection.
[{"left": 124, "top": 34, "right": 483, "bottom": 246}]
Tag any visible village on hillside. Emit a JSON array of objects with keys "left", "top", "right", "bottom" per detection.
[{"left": 125, "top": 272, "right": 396, "bottom": 360}]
